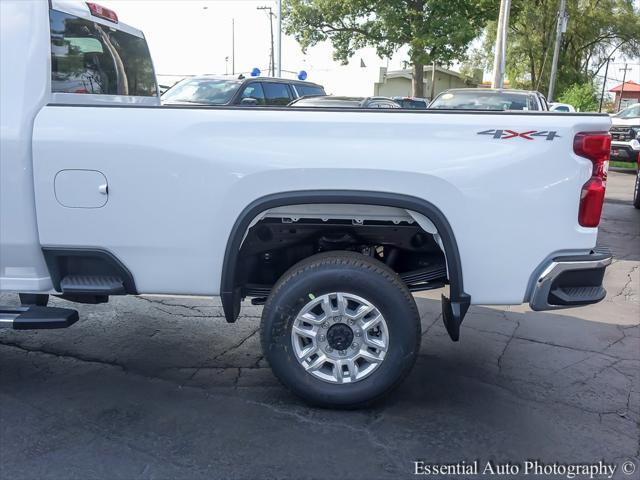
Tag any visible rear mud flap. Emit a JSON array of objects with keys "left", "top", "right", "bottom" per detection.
[{"left": 441, "top": 294, "right": 470, "bottom": 342}]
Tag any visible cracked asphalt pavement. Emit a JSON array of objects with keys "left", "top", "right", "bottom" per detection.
[{"left": 1, "top": 172, "right": 638, "bottom": 480}]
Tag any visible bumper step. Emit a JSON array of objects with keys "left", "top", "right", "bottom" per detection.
[
  {"left": 549, "top": 286, "right": 606, "bottom": 306},
  {"left": 0, "top": 305, "right": 79, "bottom": 330},
  {"left": 60, "top": 275, "right": 124, "bottom": 295}
]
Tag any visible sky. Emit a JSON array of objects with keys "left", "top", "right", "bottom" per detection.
[
  {"left": 100, "top": 0, "right": 410, "bottom": 95},
  {"left": 101, "top": 0, "right": 639, "bottom": 96}
]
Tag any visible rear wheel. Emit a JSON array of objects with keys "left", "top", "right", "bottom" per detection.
[{"left": 260, "top": 251, "right": 421, "bottom": 408}]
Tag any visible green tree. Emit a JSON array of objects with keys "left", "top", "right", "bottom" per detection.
[
  {"left": 478, "top": 0, "right": 640, "bottom": 94},
  {"left": 283, "top": 0, "right": 497, "bottom": 97},
  {"left": 557, "top": 82, "right": 599, "bottom": 112}
]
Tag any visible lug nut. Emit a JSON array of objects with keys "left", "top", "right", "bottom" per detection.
[
  {"left": 339, "top": 350, "right": 346, "bottom": 355},
  {"left": 326, "top": 346, "right": 333, "bottom": 353},
  {"left": 319, "top": 334, "right": 325, "bottom": 342},
  {"left": 352, "top": 342, "right": 359, "bottom": 349},
  {"left": 348, "top": 319, "right": 354, "bottom": 325},
  {"left": 322, "top": 322, "right": 330, "bottom": 328},
  {"left": 355, "top": 330, "right": 362, "bottom": 337}
]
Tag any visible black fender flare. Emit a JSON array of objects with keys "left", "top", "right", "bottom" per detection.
[{"left": 221, "top": 190, "right": 470, "bottom": 335}]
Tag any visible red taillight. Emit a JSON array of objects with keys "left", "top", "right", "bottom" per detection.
[
  {"left": 574, "top": 132, "right": 611, "bottom": 227},
  {"left": 578, "top": 176, "right": 606, "bottom": 227},
  {"left": 87, "top": 2, "right": 118, "bottom": 23}
]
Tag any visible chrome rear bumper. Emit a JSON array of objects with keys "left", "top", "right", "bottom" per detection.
[{"left": 529, "top": 248, "right": 612, "bottom": 311}]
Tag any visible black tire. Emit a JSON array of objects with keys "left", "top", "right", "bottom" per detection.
[
  {"left": 260, "top": 251, "right": 421, "bottom": 408},
  {"left": 634, "top": 168, "right": 640, "bottom": 209}
]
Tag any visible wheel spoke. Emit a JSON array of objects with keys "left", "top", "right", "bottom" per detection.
[
  {"left": 292, "top": 324, "right": 317, "bottom": 339},
  {"left": 335, "top": 293, "right": 348, "bottom": 315},
  {"left": 299, "top": 311, "right": 326, "bottom": 325},
  {"left": 346, "top": 358, "right": 359, "bottom": 380},
  {"left": 358, "top": 349, "right": 383, "bottom": 364},
  {"left": 364, "top": 336, "right": 387, "bottom": 351},
  {"left": 306, "top": 354, "right": 327, "bottom": 371},
  {"left": 320, "top": 296, "right": 334, "bottom": 316},
  {"left": 344, "top": 303, "right": 374, "bottom": 321},
  {"left": 334, "top": 361, "right": 345, "bottom": 383},
  {"left": 360, "top": 313, "right": 383, "bottom": 332},
  {"left": 300, "top": 344, "right": 318, "bottom": 359}
]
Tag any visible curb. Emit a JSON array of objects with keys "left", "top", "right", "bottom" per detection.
[{"left": 609, "top": 167, "right": 637, "bottom": 174}]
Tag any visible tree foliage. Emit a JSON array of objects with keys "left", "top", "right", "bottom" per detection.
[
  {"left": 283, "top": 0, "right": 497, "bottom": 96},
  {"left": 479, "top": 0, "right": 640, "bottom": 94},
  {"left": 557, "top": 82, "right": 599, "bottom": 111}
]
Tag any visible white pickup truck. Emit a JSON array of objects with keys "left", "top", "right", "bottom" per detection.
[{"left": 1, "top": 0, "right": 614, "bottom": 407}]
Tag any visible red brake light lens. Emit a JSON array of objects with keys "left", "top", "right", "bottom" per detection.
[
  {"left": 578, "top": 176, "right": 606, "bottom": 228},
  {"left": 87, "top": 2, "right": 118, "bottom": 23},
  {"left": 574, "top": 132, "right": 610, "bottom": 228},
  {"left": 573, "top": 132, "right": 611, "bottom": 178}
]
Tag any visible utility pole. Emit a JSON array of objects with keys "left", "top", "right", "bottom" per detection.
[
  {"left": 547, "top": 0, "right": 568, "bottom": 102},
  {"left": 232, "top": 18, "right": 235, "bottom": 75},
  {"left": 598, "top": 57, "right": 613, "bottom": 113},
  {"left": 618, "top": 64, "right": 631, "bottom": 111},
  {"left": 491, "top": 0, "right": 511, "bottom": 88},
  {"left": 276, "top": 0, "right": 282, "bottom": 77},
  {"left": 430, "top": 61, "right": 436, "bottom": 100},
  {"left": 257, "top": 6, "right": 275, "bottom": 76}
]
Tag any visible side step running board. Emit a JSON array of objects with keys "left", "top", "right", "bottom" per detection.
[{"left": 0, "top": 305, "right": 79, "bottom": 330}]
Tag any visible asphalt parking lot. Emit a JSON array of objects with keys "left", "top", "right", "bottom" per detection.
[{"left": 1, "top": 172, "right": 638, "bottom": 480}]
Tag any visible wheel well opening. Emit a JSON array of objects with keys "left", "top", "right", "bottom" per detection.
[
  {"left": 221, "top": 192, "right": 469, "bottom": 324},
  {"left": 236, "top": 212, "right": 448, "bottom": 301}
]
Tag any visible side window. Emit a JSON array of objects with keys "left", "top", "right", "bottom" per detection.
[
  {"left": 380, "top": 102, "right": 399, "bottom": 109},
  {"left": 296, "top": 84, "right": 325, "bottom": 97},
  {"left": 263, "top": 82, "right": 293, "bottom": 106},
  {"left": 370, "top": 101, "right": 399, "bottom": 109},
  {"left": 240, "top": 83, "right": 266, "bottom": 105},
  {"left": 49, "top": 9, "right": 156, "bottom": 96}
]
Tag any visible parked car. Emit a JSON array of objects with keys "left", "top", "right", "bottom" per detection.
[
  {"left": 391, "top": 96, "right": 429, "bottom": 109},
  {"left": 2, "top": 0, "right": 615, "bottom": 408},
  {"left": 610, "top": 103, "right": 640, "bottom": 165},
  {"left": 429, "top": 88, "right": 549, "bottom": 111},
  {"left": 162, "top": 75, "right": 326, "bottom": 106},
  {"left": 549, "top": 102, "right": 576, "bottom": 112},
  {"left": 289, "top": 95, "right": 401, "bottom": 108}
]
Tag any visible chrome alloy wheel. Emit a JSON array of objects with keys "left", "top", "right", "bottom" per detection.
[{"left": 290, "top": 292, "right": 389, "bottom": 384}]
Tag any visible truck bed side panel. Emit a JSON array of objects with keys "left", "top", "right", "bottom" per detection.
[{"left": 32, "top": 106, "right": 609, "bottom": 303}]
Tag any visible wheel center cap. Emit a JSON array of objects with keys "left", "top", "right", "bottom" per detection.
[{"left": 326, "top": 323, "right": 354, "bottom": 351}]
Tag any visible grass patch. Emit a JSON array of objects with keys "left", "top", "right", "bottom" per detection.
[{"left": 610, "top": 160, "right": 637, "bottom": 169}]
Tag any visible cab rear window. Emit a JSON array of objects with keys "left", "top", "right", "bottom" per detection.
[{"left": 49, "top": 10, "right": 156, "bottom": 96}]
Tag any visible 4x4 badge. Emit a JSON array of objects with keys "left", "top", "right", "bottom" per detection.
[{"left": 478, "top": 129, "right": 561, "bottom": 140}]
